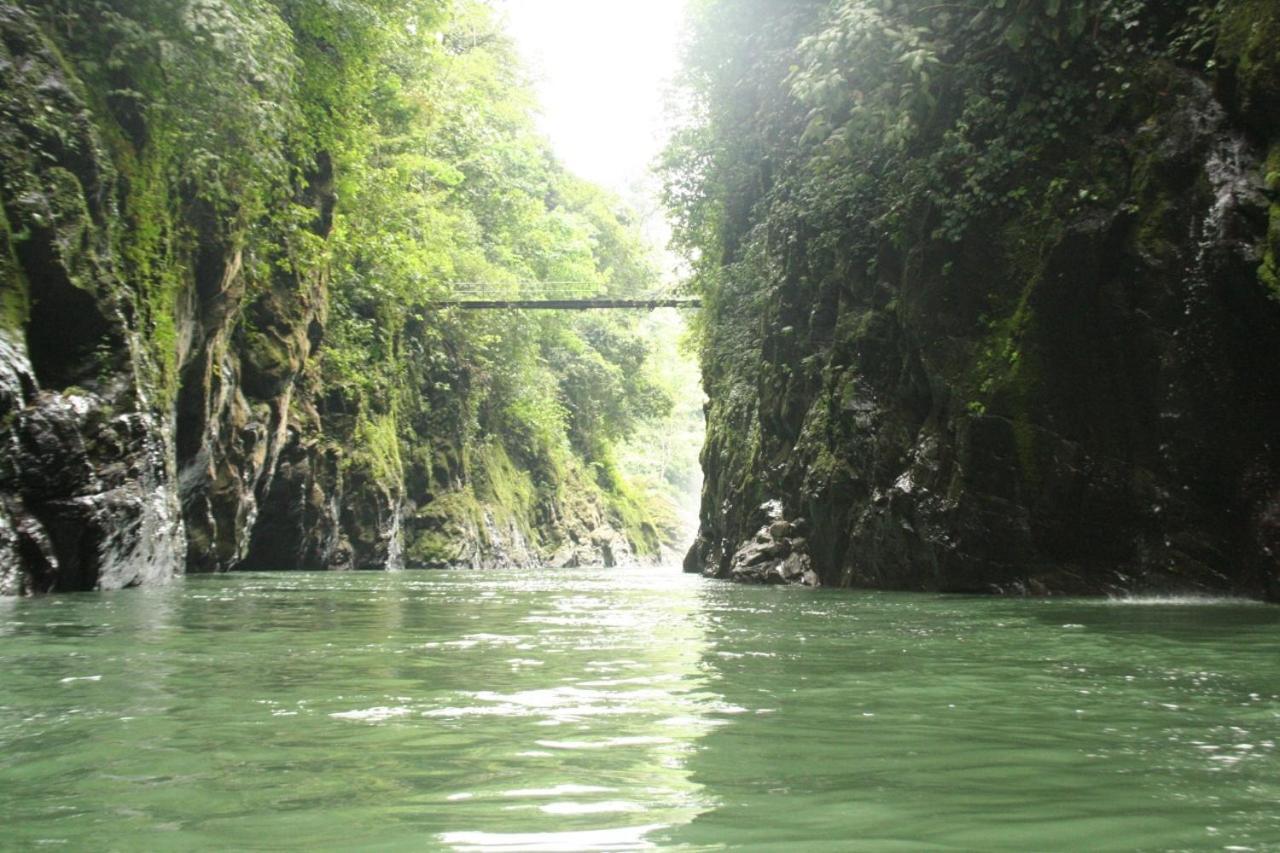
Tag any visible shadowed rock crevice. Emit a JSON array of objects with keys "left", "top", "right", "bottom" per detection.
[{"left": 20, "top": 254, "right": 121, "bottom": 391}]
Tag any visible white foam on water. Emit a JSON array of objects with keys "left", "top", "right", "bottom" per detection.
[
  {"left": 539, "top": 800, "right": 644, "bottom": 815},
  {"left": 439, "top": 823, "right": 665, "bottom": 852},
  {"left": 502, "top": 785, "right": 615, "bottom": 798},
  {"left": 329, "top": 706, "right": 411, "bottom": 722},
  {"left": 1103, "top": 595, "right": 1265, "bottom": 607},
  {"left": 533, "top": 736, "right": 673, "bottom": 750}
]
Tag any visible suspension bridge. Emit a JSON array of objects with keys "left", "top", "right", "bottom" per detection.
[{"left": 431, "top": 282, "right": 700, "bottom": 310}]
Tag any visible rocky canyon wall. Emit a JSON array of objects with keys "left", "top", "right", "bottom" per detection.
[
  {"left": 0, "top": 2, "right": 656, "bottom": 593},
  {"left": 680, "top": 0, "right": 1280, "bottom": 598}
]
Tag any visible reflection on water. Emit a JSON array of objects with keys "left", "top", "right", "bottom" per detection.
[
  {"left": 0, "top": 570, "right": 726, "bottom": 851},
  {"left": 662, "top": 590, "right": 1280, "bottom": 851},
  {"left": 1, "top": 570, "right": 1279, "bottom": 850}
]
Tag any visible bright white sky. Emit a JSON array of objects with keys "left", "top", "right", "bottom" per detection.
[{"left": 494, "top": 0, "right": 689, "bottom": 198}]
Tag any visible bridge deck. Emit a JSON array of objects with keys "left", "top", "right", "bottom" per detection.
[{"left": 432, "top": 298, "right": 701, "bottom": 310}]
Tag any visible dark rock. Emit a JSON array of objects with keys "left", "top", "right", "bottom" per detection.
[
  {"left": 779, "top": 552, "right": 811, "bottom": 581},
  {"left": 726, "top": 521, "right": 814, "bottom": 587},
  {"left": 768, "top": 519, "right": 794, "bottom": 540}
]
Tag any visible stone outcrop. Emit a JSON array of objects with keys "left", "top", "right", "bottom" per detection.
[{"left": 720, "top": 514, "right": 820, "bottom": 587}]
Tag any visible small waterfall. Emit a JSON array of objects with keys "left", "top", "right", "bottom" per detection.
[
  {"left": 1186, "top": 85, "right": 1266, "bottom": 315},
  {"left": 1200, "top": 131, "right": 1266, "bottom": 258},
  {"left": 1142, "top": 80, "right": 1272, "bottom": 575},
  {"left": 61, "top": 402, "right": 185, "bottom": 591},
  {"left": 0, "top": 330, "right": 36, "bottom": 415},
  {"left": 385, "top": 501, "right": 405, "bottom": 571}
]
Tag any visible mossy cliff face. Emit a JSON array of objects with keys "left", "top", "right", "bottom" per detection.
[
  {"left": 0, "top": 1, "right": 660, "bottom": 593},
  {"left": 680, "top": 2, "right": 1280, "bottom": 598},
  {"left": 0, "top": 5, "right": 182, "bottom": 594},
  {"left": 0, "top": 2, "right": 340, "bottom": 591}
]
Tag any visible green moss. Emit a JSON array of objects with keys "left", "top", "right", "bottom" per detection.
[
  {"left": 241, "top": 326, "right": 292, "bottom": 377},
  {"left": 405, "top": 433, "right": 664, "bottom": 565},
  {"left": 606, "top": 484, "right": 662, "bottom": 556},
  {"left": 473, "top": 441, "right": 535, "bottom": 516},
  {"left": 41, "top": 167, "right": 95, "bottom": 283},
  {"left": 0, "top": 188, "right": 29, "bottom": 333},
  {"left": 1262, "top": 145, "right": 1280, "bottom": 301},
  {"left": 969, "top": 273, "right": 1030, "bottom": 394},
  {"left": 404, "top": 491, "right": 485, "bottom": 565},
  {"left": 833, "top": 307, "right": 882, "bottom": 345},
  {"left": 353, "top": 413, "right": 403, "bottom": 487},
  {"left": 469, "top": 440, "right": 542, "bottom": 548},
  {"left": 1215, "top": 0, "right": 1280, "bottom": 134},
  {"left": 431, "top": 443, "right": 461, "bottom": 488},
  {"left": 403, "top": 530, "right": 453, "bottom": 565},
  {"left": 964, "top": 261, "right": 1046, "bottom": 485},
  {"left": 1012, "top": 340, "right": 1047, "bottom": 477},
  {"left": 1136, "top": 196, "right": 1178, "bottom": 263},
  {"left": 1127, "top": 89, "right": 1217, "bottom": 272},
  {"left": 116, "top": 142, "right": 183, "bottom": 406}
]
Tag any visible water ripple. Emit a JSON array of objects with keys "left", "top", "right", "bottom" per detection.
[{"left": 0, "top": 569, "right": 1277, "bottom": 851}]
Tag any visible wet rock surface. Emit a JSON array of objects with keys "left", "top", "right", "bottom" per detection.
[
  {"left": 0, "top": 357, "right": 183, "bottom": 594},
  {"left": 701, "top": 507, "right": 819, "bottom": 586}
]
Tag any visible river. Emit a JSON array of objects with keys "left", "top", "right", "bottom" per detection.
[{"left": 1, "top": 568, "right": 1278, "bottom": 850}]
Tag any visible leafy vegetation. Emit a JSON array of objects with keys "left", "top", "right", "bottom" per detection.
[
  {"left": 663, "top": 0, "right": 1280, "bottom": 419},
  {"left": 319, "top": 0, "right": 683, "bottom": 556},
  {"left": 667, "top": 0, "right": 1234, "bottom": 279}
]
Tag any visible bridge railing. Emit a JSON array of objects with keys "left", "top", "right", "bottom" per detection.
[{"left": 433, "top": 280, "right": 698, "bottom": 309}]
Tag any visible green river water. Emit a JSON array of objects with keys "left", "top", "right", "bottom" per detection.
[{"left": 1, "top": 568, "right": 1278, "bottom": 851}]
